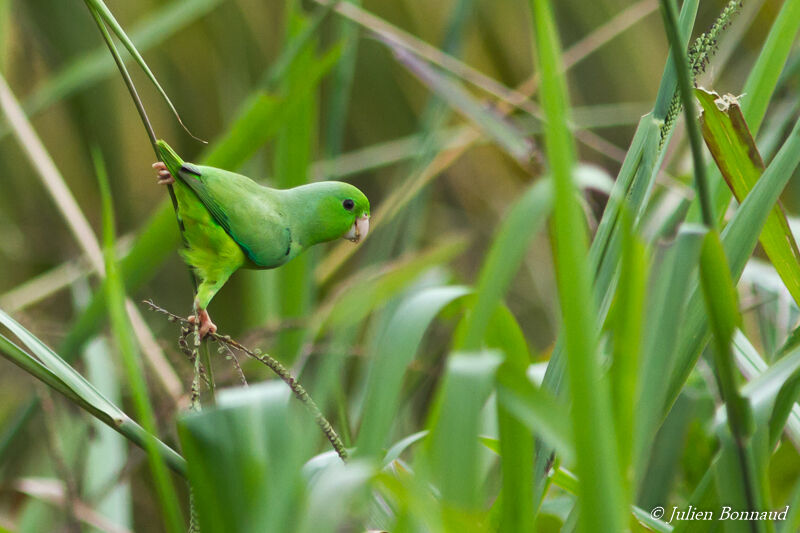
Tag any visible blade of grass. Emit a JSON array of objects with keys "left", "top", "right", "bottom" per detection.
[
  {"left": 95, "top": 148, "right": 185, "bottom": 533},
  {"left": 634, "top": 226, "right": 705, "bottom": 477},
  {"left": 666, "top": 114, "right": 800, "bottom": 414},
  {"left": 530, "top": 0, "right": 624, "bottom": 530},
  {"left": 698, "top": 230, "right": 760, "bottom": 524},
  {"left": 608, "top": 209, "right": 647, "bottom": 493},
  {"left": 354, "top": 286, "right": 471, "bottom": 459},
  {"left": 421, "top": 351, "right": 502, "bottom": 513},
  {"left": 485, "top": 305, "right": 536, "bottom": 531},
  {"left": 83, "top": 0, "right": 204, "bottom": 141},
  {"left": 709, "top": 0, "right": 800, "bottom": 217},
  {"left": 0, "top": 320, "right": 185, "bottom": 475},
  {"left": 697, "top": 88, "right": 800, "bottom": 308}
]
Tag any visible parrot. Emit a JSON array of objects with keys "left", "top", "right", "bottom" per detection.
[{"left": 153, "top": 140, "right": 370, "bottom": 337}]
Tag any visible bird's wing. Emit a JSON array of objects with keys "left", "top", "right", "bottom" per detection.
[{"left": 176, "top": 164, "right": 292, "bottom": 267}]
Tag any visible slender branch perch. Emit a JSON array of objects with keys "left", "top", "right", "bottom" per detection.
[{"left": 144, "top": 300, "right": 349, "bottom": 462}]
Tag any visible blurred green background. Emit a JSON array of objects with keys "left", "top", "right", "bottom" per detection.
[{"left": 1, "top": 0, "right": 799, "bottom": 531}]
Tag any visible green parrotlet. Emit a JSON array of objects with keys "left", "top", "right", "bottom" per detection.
[{"left": 154, "top": 140, "right": 370, "bottom": 336}]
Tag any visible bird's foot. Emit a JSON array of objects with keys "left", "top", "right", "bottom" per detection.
[
  {"left": 152, "top": 161, "right": 174, "bottom": 185},
  {"left": 188, "top": 309, "right": 217, "bottom": 338}
]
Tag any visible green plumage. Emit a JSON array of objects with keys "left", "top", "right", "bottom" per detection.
[{"left": 157, "top": 140, "right": 370, "bottom": 312}]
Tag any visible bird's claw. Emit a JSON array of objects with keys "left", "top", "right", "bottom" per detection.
[
  {"left": 188, "top": 309, "right": 217, "bottom": 338},
  {"left": 152, "top": 161, "right": 175, "bottom": 185}
]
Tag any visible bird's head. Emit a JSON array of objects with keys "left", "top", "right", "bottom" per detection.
[{"left": 290, "top": 181, "right": 370, "bottom": 246}]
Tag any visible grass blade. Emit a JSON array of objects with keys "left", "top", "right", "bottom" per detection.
[
  {"left": 456, "top": 179, "right": 551, "bottom": 351},
  {"left": 355, "top": 286, "right": 471, "bottom": 459},
  {"left": 697, "top": 87, "right": 800, "bottom": 307},
  {"left": 698, "top": 230, "right": 760, "bottom": 519},
  {"left": 95, "top": 149, "right": 185, "bottom": 532},
  {"left": 529, "top": 0, "right": 625, "bottom": 530},
  {"left": 0, "top": 317, "right": 186, "bottom": 476},
  {"left": 667, "top": 114, "right": 800, "bottom": 412},
  {"left": 83, "top": 0, "right": 204, "bottom": 141},
  {"left": 421, "top": 351, "right": 501, "bottom": 514}
]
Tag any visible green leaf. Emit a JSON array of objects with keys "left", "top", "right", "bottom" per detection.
[
  {"left": 0, "top": 316, "right": 186, "bottom": 476},
  {"left": 667, "top": 113, "right": 800, "bottom": 414},
  {"left": 179, "top": 384, "right": 310, "bottom": 533},
  {"left": 634, "top": 226, "right": 705, "bottom": 476},
  {"left": 529, "top": 0, "right": 625, "bottom": 529},
  {"left": 697, "top": 87, "right": 800, "bottom": 307},
  {"left": 456, "top": 179, "right": 551, "bottom": 351},
  {"left": 608, "top": 209, "right": 647, "bottom": 483},
  {"left": 355, "top": 286, "right": 471, "bottom": 459},
  {"left": 421, "top": 351, "right": 502, "bottom": 511}
]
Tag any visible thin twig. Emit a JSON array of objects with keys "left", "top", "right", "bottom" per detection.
[{"left": 144, "top": 300, "right": 349, "bottom": 462}]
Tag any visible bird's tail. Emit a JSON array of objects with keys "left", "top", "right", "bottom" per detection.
[{"left": 156, "top": 140, "right": 184, "bottom": 178}]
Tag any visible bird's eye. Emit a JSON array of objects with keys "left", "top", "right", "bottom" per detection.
[{"left": 343, "top": 199, "right": 355, "bottom": 211}]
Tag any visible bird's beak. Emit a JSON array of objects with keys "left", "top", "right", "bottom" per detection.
[{"left": 344, "top": 214, "right": 370, "bottom": 243}]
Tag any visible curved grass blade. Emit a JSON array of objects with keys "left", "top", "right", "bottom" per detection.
[
  {"left": 354, "top": 286, "right": 471, "bottom": 459},
  {"left": 698, "top": 230, "right": 760, "bottom": 521},
  {"left": 83, "top": 0, "right": 205, "bottom": 142},
  {"left": 485, "top": 305, "right": 537, "bottom": 529},
  {"left": 634, "top": 225, "right": 705, "bottom": 477},
  {"left": 0, "top": 319, "right": 186, "bottom": 476},
  {"left": 420, "top": 351, "right": 502, "bottom": 513},
  {"left": 456, "top": 178, "right": 551, "bottom": 351}
]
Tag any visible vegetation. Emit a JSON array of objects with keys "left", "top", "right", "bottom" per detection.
[{"left": 1, "top": 0, "right": 800, "bottom": 531}]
